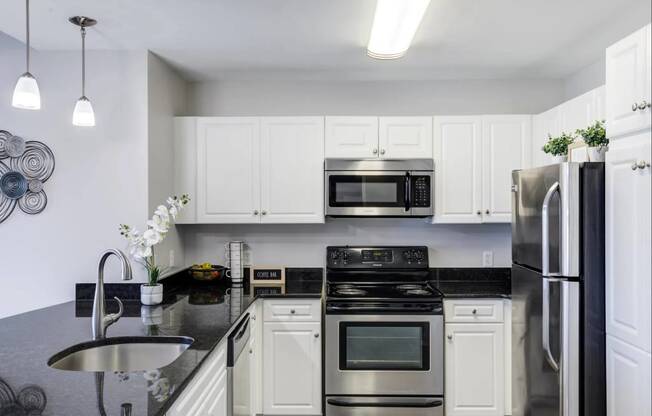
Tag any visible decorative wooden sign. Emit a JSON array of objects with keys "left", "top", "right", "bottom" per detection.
[{"left": 250, "top": 266, "right": 285, "bottom": 285}]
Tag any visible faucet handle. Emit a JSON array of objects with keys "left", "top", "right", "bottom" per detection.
[{"left": 105, "top": 297, "right": 124, "bottom": 328}]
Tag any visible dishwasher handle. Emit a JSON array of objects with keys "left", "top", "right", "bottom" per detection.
[{"left": 227, "top": 313, "right": 250, "bottom": 367}]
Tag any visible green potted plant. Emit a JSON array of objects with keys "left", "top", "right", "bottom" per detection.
[
  {"left": 576, "top": 120, "right": 608, "bottom": 162},
  {"left": 119, "top": 194, "right": 190, "bottom": 305},
  {"left": 543, "top": 132, "right": 575, "bottom": 163}
]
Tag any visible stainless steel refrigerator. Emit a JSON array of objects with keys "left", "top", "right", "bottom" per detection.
[{"left": 511, "top": 162, "right": 605, "bottom": 416}]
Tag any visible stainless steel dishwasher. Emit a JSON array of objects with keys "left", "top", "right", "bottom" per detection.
[{"left": 227, "top": 312, "right": 251, "bottom": 416}]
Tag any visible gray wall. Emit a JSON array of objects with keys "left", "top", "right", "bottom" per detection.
[
  {"left": 563, "top": 58, "right": 606, "bottom": 101},
  {"left": 188, "top": 79, "right": 565, "bottom": 116}
]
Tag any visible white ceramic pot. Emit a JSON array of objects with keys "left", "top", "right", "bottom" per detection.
[
  {"left": 552, "top": 155, "right": 568, "bottom": 163},
  {"left": 588, "top": 146, "right": 606, "bottom": 162},
  {"left": 141, "top": 284, "right": 163, "bottom": 306}
]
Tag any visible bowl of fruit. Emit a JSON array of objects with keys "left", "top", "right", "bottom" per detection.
[{"left": 189, "top": 263, "right": 227, "bottom": 282}]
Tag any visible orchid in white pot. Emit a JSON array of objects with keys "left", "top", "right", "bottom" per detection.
[{"left": 119, "top": 194, "right": 190, "bottom": 305}]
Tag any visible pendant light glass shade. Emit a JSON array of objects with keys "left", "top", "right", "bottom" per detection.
[
  {"left": 13, "top": 0, "right": 41, "bottom": 110},
  {"left": 12, "top": 72, "right": 41, "bottom": 110},
  {"left": 72, "top": 96, "right": 95, "bottom": 126}
]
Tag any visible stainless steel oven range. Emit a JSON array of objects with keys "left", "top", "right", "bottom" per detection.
[{"left": 324, "top": 246, "right": 444, "bottom": 416}]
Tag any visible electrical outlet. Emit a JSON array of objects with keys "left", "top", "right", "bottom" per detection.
[
  {"left": 482, "top": 251, "right": 494, "bottom": 267},
  {"left": 169, "top": 250, "right": 175, "bottom": 267}
]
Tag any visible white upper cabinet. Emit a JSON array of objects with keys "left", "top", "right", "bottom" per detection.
[
  {"left": 482, "top": 115, "right": 532, "bottom": 223},
  {"left": 561, "top": 88, "right": 602, "bottom": 133},
  {"left": 260, "top": 117, "right": 325, "bottom": 223},
  {"left": 325, "top": 116, "right": 378, "bottom": 158},
  {"left": 433, "top": 116, "right": 483, "bottom": 223},
  {"left": 606, "top": 24, "right": 652, "bottom": 138},
  {"left": 196, "top": 117, "right": 261, "bottom": 223},
  {"left": 379, "top": 117, "right": 433, "bottom": 159},
  {"left": 605, "top": 133, "right": 651, "bottom": 353},
  {"left": 325, "top": 116, "right": 432, "bottom": 159}
]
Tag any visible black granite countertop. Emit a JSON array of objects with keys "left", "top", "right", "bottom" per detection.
[
  {"left": 430, "top": 268, "right": 511, "bottom": 299},
  {"left": 0, "top": 272, "right": 322, "bottom": 416}
]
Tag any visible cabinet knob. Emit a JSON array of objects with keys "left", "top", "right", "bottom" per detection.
[
  {"left": 253, "top": 210, "right": 259, "bottom": 215},
  {"left": 476, "top": 210, "right": 481, "bottom": 215},
  {"left": 472, "top": 309, "right": 477, "bottom": 314},
  {"left": 262, "top": 210, "right": 267, "bottom": 215},
  {"left": 251, "top": 315, "right": 256, "bottom": 320},
  {"left": 380, "top": 149, "right": 386, "bottom": 155},
  {"left": 290, "top": 309, "right": 296, "bottom": 314},
  {"left": 314, "top": 333, "right": 320, "bottom": 338},
  {"left": 249, "top": 349, "right": 253, "bottom": 354},
  {"left": 637, "top": 160, "right": 650, "bottom": 169},
  {"left": 637, "top": 101, "right": 649, "bottom": 110},
  {"left": 372, "top": 148, "right": 378, "bottom": 155},
  {"left": 447, "top": 335, "right": 453, "bottom": 341},
  {"left": 485, "top": 210, "right": 490, "bottom": 215},
  {"left": 632, "top": 162, "right": 639, "bottom": 170},
  {"left": 632, "top": 103, "right": 639, "bottom": 112}
]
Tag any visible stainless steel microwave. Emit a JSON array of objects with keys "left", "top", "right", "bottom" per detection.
[{"left": 325, "top": 159, "right": 434, "bottom": 217}]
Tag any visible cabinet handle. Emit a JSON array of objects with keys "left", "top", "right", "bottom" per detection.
[
  {"left": 485, "top": 210, "right": 490, "bottom": 215},
  {"left": 262, "top": 210, "right": 267, "bottom": 215},
  {"left": 251, "top": 315, "right": 256, "bottom": 320},
  {"left": 472, "top": 309, "right": 478, "bottom": 314},
  {"left": 647, "top": 101, "right": 651, "bottom": 109},
  {"left": 253, "top": 210, "right": 259, "bottom": 215},
  {"left": 632, "top": 162, "right": 639, "bottom": 170},
  {"left": 290, "top": 309, "right": 296, "bottom": 314},
  {"left": 638, "top": 101, "right": 649, "bottom": 110},
  {"left": 372, "top": 148, "right": 378, "bottom": 154},
  {"left": 314, "top": 333, "right": 320, "bottom": 338},
  {"left": 476, "top": 210, "right": 481, "bottom": 215},
  {"left": 632, "top": 103, "right": 639, "bottom": 112},
  {"left": 249, "top": 349, "right": 253, "bottom": 354},
  {"left": 380, "top": 149, "right": 386, "bottom": 155},
  {"left": 637, "top": 160, "right": 650, "bottom": 170},
  {"left": 447, "top": 335, "right": 453, "bottom": 341}
]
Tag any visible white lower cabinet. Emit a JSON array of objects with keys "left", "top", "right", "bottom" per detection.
[
  {"left": 263, "top": 298, "right": 322, "bottom": 415},
  {"left": 444, "top": 299, "right": 510, "bottom": 416},
  {"left": 606, "top": 335, "right": 652, "bottom": 416},
  {"left": 166, "top": 341, "right": 228, "bottom": 416}
]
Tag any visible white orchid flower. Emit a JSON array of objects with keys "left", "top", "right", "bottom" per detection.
[
  {"left": 130, "top": 244, "right": 152, "bottom": 260},
  {"left": 143, "top": 229, "right": 162, "bottom": 247},
  {"left": 147, "top": 215, "right": 169, "bottom": 234}
]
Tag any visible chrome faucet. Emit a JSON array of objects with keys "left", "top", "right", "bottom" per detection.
[{"left": 92, "top": 249, "right": 133, "bottom": 339}]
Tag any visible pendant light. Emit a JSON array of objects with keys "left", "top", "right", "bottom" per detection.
[
  {"left": 12, "top": 0, "right": 41, "bottom": 110},
  {"left": 69, "top": 16, "right": 97, "bottom": 127}
]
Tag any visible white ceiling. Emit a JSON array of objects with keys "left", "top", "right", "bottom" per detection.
[{"left": 0, "top": 0, "right": 650, "bottom": 81}]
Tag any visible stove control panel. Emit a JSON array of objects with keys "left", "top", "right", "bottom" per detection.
[{"left": 327, "top": 246, "right": 429, "bottom": 269}]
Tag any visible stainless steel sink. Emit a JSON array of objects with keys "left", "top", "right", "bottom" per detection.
[{"left": 47, "top": 336, "right": 194, "bottom": 372}]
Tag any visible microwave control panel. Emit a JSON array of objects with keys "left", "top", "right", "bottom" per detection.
[{"left": 412, "top": 176, "right": 431, "bottom": 207}]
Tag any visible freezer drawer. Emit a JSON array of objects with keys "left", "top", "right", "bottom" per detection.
[{"left": 325, "top": 396, "right": 444, "bottom": 416}]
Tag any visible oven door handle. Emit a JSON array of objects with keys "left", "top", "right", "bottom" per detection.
[{"left": 327, "top": 398, "right": 443, "bottom": 408}]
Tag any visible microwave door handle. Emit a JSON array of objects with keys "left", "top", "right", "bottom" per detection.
[
  {"left": 404, "top": 172, "right": 411, "bottom": 212},
  {"left": 542, "top": 181, "right": 560, "bottom": 277}
]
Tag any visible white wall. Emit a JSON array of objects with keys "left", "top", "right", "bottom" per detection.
[
  {"left": 0, "top": 40, "right": 149, "bottom": 318},
  {"left": 182, "top": 220, "right": 512, "bottom": 268},
  {"left": 147, "top": 52, "right": 189, "bottom": 273},
  {"left": 188, "top": 79, "right": 564, "bottom": 116}
]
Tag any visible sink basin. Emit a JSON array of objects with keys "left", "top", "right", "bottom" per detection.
[{"left": 47, "top": 336, "right": 194, "bottom": 372}]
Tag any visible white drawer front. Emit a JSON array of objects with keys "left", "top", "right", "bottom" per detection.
[
  {"left": 444, "top": 299, "right": 504, "bottom": 323},
  {"left": 263, "top": 299, "right": 321, "bottom": 322}
]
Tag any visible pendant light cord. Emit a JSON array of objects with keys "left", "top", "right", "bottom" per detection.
[
  {"left": 25, "top": 0, "right": 30, "bottom": 72},
  {"left": 81, "top": 27, "right": 86, "bottom": 97}
]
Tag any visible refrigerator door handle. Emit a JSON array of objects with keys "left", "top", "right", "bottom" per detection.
[
  {"left": 542, "top": 181, "right": 561, "bottom": 277},
  {"left": 542, "top": 277, "right": 560, "bottom": 373}
]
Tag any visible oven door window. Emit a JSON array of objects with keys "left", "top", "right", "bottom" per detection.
[
  {"left": 328, "top": 175, "right": 406, "bottom": 207},
  {"left": 339, "top": 322, "right": 430, "bottom": 371}
]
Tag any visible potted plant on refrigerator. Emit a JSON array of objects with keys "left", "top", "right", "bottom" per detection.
[
  {"left": 576, "top": 120, "right": 608, "bottom": 162},
  {"left": 543, "top": 132, "right": 575, "bottom": 163},
  {"left": 119, "top": 194, "right": 190, "bottom": 305}
]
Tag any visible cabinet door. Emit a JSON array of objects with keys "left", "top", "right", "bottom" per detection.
[
  {"left": 445, "top": 323, "right": 505, "bottom": 416},
  {"left": 325, "top": 116, "right": 379, "bottom": 159},
  {"left": 606, "top": 25, "right": 650, "bottom": 138},
  {"left": 606, "top": 335, "right": 652, "bottom": 416},
  {"left": 560, "top": 89, "right": 596, "bottom": 133},
  {"left": 433, "top": 117, "right": 482, "bottom": 223},
  {"left": 379, "top": 117, "right": 433, "bottom": 159},
  {"left": 481, "top": 116, "right": 532, "bottom": 223},
  {"left": 532, "top": 107, "right": 560, "bottom": 168},
  {"left": 605, "top": 133, "right": 651, "bottom": 352},
  {"left": 196, "top": 117, "right": 261, "bottom": 223},
  {"left": 263, "top": 321, "right": 321, "bottom": 415},
  {"left": 260, "top": 117, "right": 324, "bottom": 223}
]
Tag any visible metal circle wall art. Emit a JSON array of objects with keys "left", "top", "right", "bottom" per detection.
[{"left": 0, "top": 129, "right": 55, "bottom": 224}]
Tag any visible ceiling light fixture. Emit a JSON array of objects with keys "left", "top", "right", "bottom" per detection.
[
  {"left": 12, "top": 0, "right": 41, "bottom": 110},
  {"left": 69, "top": 16, "right": 97, "bottom": 127},
  {"left": 367, "top": 0, "right": 431, "bottom": 60}
]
